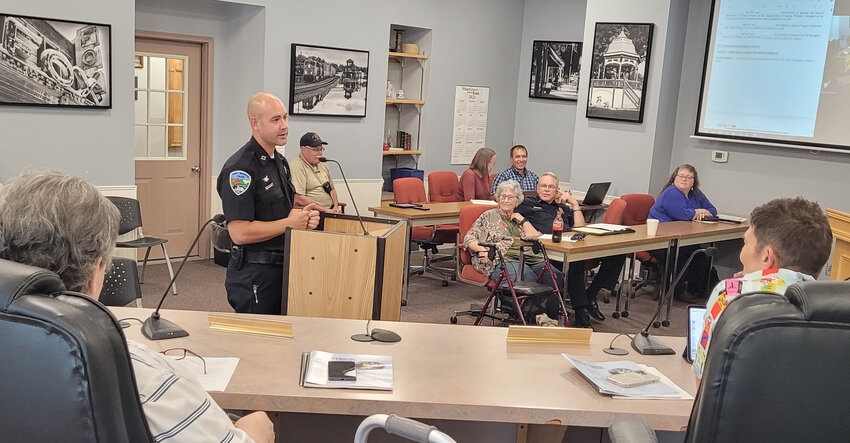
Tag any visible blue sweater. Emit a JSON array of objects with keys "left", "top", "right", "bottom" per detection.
[{"left": 649, "top": 185, "right": 717, "bottom": 222}]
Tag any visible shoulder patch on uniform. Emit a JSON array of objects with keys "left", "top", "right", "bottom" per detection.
[{"left": 229, "top": 170, "right": 252, "bottom": 195}]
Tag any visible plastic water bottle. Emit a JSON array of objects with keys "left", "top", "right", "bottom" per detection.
[{"left": 552, "top": 210, "right": 564, "bottom": 243}]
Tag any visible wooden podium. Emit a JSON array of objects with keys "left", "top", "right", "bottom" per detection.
[
  {"left": 281, "top": 213, "right": 408, "bottom": 320},
  {"left": 827, "top": 208, "right": 850, "bottom": 281}
]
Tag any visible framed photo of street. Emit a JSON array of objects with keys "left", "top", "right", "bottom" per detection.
[
  {"left": 529, "top": 40, "right": 582, "bottom": 101},
  {"left": 289, "top": 43, "right": 369, "bottom": 117}
]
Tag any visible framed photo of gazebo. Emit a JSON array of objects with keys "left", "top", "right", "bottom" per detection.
[
  {"left": 529, "top": 40, "right": 582, "bottom": 101},
  {"left": 586, "top": 23, "right": 653, "bottom": 123}
]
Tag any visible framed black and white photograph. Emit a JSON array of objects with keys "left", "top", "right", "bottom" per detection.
[
  {"left": 289, "top": 43, "right": 369, "bottom": 117},
  {"left": 586, "top": 23, "right": 653, "bottom": 123},
  {"left": 529, "top": 40, "right": 582, "bottom": 101},
  {"left": 0, "top": 13, "right": 111, "bottom": 108}
]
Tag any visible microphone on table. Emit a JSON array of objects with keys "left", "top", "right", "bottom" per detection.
[
  {"left": 627, "top": 247, "right": 719, "bottom": 355},
  {"left": 319, "top": 157, "right": 369, "bottom": 235},
  {"left": 142, "top": 214, "right": 226, "bottom": 340},
  {"left": 351, "top": 318, "right": 401, "bottom": 343}
]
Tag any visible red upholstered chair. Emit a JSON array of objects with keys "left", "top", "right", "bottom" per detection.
[
  {"left": 620, "top": 193, "right": 661, "bottom": 302},
  {"left": 393, "top": 177, "right": 457, "bottom": 286},
  {"left": 427, "top": 171, "right": 460, "bottom": 202},
  {"left": 456, "top": 204, "right": 496, "bottom": 285}
]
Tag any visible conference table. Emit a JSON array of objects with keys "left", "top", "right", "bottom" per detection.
[
  {"left": 114, "top": 307, "right": 696, "bottom": 441},
  {"left": 538, "top": 221, "right": 749, "bottom": 323}
]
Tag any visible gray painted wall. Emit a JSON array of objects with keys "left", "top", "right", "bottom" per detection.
[
  {"left": 0, "top": 0, "right": 135, "bottom": 185},
  {"left": 512, "top": 0, "right": 587, "bottom": 182},
  {"left": 247, "top": 0, "right": 525, "bottom": 180},
  {"left": 671, "top": 0, "right": 850, "bottom": 216},
  {"left": 570, "top": 0, "right": 677, "bottom": 196}
]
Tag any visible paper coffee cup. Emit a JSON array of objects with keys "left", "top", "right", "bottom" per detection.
[{"left": 646, "top": 218, "right": 659, "bottom": 236}]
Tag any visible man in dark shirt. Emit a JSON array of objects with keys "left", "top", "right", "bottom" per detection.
[
  {"left": 217, "top": 92, "right": 320, "bottom": 314},
  {"left": 516, "top": 172, "right": 624, "bottom": 327}
]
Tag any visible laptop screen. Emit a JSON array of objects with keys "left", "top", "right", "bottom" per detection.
[
  {"left": 580, "top": 182, "right": 611, "bottom": 206},
  {"left": 687, "top": 305, "right": 707, "bottom": 362}
]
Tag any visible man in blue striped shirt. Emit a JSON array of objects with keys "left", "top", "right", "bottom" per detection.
[{"left": 491, "top": 144, "right": 539, "bottom": 194}]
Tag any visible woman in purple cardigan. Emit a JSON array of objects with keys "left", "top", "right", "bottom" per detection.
[
  {"left": 648, "top": 164, "right": 717, "bottom": 303},
  {"left": 457, "top": 148, "right": 496, "bottom": 201}
]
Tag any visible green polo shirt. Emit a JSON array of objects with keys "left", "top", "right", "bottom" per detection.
[{"left": 290, "top": 154, "right": 335, "bottom": 209}]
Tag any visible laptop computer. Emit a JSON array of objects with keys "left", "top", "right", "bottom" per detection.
[
  {"left": 685, "top": 305, "right": 707, "bottom": 363},
  {"left": 578, "top": 182, "right": 611, "bottom": 206}
]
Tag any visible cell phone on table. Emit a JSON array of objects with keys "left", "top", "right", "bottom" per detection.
[{"left": 327, "top": 360, "right": 356, "bottom": 381}]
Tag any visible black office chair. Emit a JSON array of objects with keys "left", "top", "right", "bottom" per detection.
[
  {"left": 0, "top": 258, "right": 152, "bottom": 442},
  {"left": 100, "top": 257, "right": 143, "bottom": 308},
  {"left": 608, "top": 281, "right": 850, "bottom": 443},
  {"left": 107, "top": 196, "right": 177, "bottom": 294}
]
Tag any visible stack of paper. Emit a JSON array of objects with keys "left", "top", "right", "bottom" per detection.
[
  {"left": 572, "top": 223, "right": 634, "bottom": 235},
  {"left": 563, "top": 354, "right": 692, "bottom": 400},
  {"left": 300, "top": 350, "right": 393, "bottom": 391}
]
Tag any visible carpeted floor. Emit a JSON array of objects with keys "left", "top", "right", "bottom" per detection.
[{"left": 134, "top": 256, "right": 691, "bottom": 338}]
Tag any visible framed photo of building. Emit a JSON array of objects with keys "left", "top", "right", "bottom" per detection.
[
  {"left": 0, "top": 13, "right": 111, "bottom": 108},
  {"left": 289, "top": 43, "right": 369, "bottom": 117},
  {"left": 586, "top": 23, "right": 653, "bottom": 123},
  {"left": 529, "top": 40, "right": 582, "bottom": 101}
]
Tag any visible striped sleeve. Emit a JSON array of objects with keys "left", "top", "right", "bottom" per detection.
[{"left": 127, "top": 341, "right": 254, "bottom": 443}]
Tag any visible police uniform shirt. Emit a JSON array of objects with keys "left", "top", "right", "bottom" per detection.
[
  {"left": 516, "top": 195, "right": 574, "bottom": 234},
  {"left": 217, "top": 137, "right": 295, "bottom": 252}
]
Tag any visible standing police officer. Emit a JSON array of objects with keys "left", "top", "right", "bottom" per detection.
[{"left": 217, "top": 92, "right": 320, "bottom": 314}]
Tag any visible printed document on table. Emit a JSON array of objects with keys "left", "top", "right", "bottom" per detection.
[
  {"left": 562, "top": 354, "right": 687, "bottom": 399},
  {"left": 302, "top": 350, "right": 393, "bottom": 391},
  {"left": 584, "top": 223, "right": 631, "bottom": 231}
]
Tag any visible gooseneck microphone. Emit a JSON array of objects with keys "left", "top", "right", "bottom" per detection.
[
  {"left": 319, "top": 157, "right": 369, "bottom": 235},
  {"left": 142, "top": 214, "right": 226, "bottom": 340},
  {"left": 630, "top": 247, "right": 719, "bottom": 355}
]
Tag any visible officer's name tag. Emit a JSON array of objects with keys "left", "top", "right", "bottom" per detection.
[{"left": 265, "top": 182, "right": 275, "bottom": 190}]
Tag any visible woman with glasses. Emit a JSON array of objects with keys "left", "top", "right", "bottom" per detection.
[
  {"left": 648, "top": 164, "right": 718, "bottom": 303},
  {"left": 462, "top": 180, "right": 564, "bottom": 321},
  {"left": 457, "top": 147, "right": 497, "bottom": 200},
  {"left": 649, "top": 164, "right": 716, "bottom": 222}
]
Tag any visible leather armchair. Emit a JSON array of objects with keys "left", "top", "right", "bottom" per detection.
[
  {"left": 0, "top": 258, "right": 152, "bottom": 442},
  {"left": 609, "top": 281, "right": 850, "bottom": 443}
]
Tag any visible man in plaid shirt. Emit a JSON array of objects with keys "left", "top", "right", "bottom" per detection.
[{"left": 491, "top": 144, "right": 538, "bottom": 194}]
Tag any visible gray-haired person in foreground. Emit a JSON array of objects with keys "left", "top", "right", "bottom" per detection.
[{"left": 0, "top": 171, "right": 273, "bottom": 443}]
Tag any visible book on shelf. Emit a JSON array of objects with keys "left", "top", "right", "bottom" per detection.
[
  {"left": 299, "top": 350, "right": 393, "bottom": 391},
  {"left": 396, "top": 131, "right": 411, "bottom": 150}
]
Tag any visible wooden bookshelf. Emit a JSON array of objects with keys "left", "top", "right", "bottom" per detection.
[
  {"left": 386, "top": 99, "right": 425, "bottom": 105},
  {"left": 388, "top": 51, "right": 428, "bottom": 60},
  {"left": 383, "top": 150, "right": 422, "bottom": 156}
]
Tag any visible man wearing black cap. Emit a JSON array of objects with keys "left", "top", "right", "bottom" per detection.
[
  {"left": 291, "top": 132, "right": 341, "bottom": 213},
  {"left": 217, "top": 92, "right": 320, "bottom": 314}
]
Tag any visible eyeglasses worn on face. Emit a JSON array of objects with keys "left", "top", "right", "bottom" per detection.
[
  {"left": 307, "top": 146, "right": 325, "bottom": 152},
  {"left": 160, "top": 347, "right": 207, "bottom": 374},
  {"left": 498, "top": 194, "right": 518, "bottom": 201},
  {"left": 538, "top": 184, "right": 558, "bottom": 190},
  {"left": 676, "top": 174, "right": 694, "bottom": 180}
]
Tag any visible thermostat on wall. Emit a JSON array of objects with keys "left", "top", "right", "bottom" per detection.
[{"left": 711, "top": 150, "right": 728, "bottom": 163}]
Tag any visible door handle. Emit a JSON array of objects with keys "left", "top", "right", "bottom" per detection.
[{"left": 191, "top": 165, "right": 201, "bottom": 173}]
